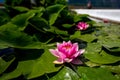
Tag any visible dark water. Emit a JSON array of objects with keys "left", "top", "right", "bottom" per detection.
[
  {"left": 0, "top": 0, "right": 4, "bottom": 3},
  {"left": 68, "top": 0, "right": 120, "bottom": 9},
  {"left": 0, "top": 0, "right": 120, "bottom": 9}
]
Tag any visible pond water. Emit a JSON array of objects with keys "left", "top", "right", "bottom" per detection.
[{"left": 0, "top": 0, "right": 4, "bottom": 3}]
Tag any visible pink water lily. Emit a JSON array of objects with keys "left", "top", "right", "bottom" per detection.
[
  {"left": 49, "top": 41, "right": 85, "bottom": 64},
  {"left": 76, "top": 22, "right": 89, "bottom": 30}
]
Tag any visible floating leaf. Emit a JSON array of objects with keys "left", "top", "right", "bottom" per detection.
[
  {"left": 106, "top": 47, "right": 120, "bottom": 53},
  {"left": 0, "top": 60, "right": 34, "bottom": 80},
  {"left": 115, "top": 74, "right": 120, "bottom": 80},
  {"left": 0, "top": 23, "right": 44, "bottom": 49},
  {"left": 0, "top": 57, "right": 15, "bottom": 74},
  {"left": 11, "top": 11, "right": 35, "bottom": 30},
  {"left": 13, "top": 6, "right": 29, "bottom": 12},
  {"left": 80, "top": 33, "right": 96, "bottom": 42},
  {"left": 47, "top": 26, "right": 68, "bottom": 36},
  {"left": 29, "top": 17, "right": 49, "bottom": 31},
  {"left": 78, "top": 67, "right": 117, "bottom": 80},
  {"left": 70, "top": 31, "right": 81, "bottom": 39},
  {"left": 62, "top": 24, "right": 73, "bottom": 29},
  {"left": 86, "top": 43, "right": 102, "bottom": 53},
  {"left": 46, "top": 4, "right": 66, "bottom": 25},
  {"left": 74, "top": 14, "right": 89, "bottom": 22},
  {"left": 84, "top": 50, "right": 120, "bottom": 64},
  {"left": 27, "top": 48, "right": 61, "bottom": 79},
  {"left": 101, "top": 65, "right": 120, "bottom": 74},
  {"left": 0, "top": 10, "right": 10, "bottom": 25},
  {"left": 85, "top": 61, "right": 101, "bottom": 67},
  {"left": 50, "top": 67, "right": 80, "bottom": 80},
  {"left": 101, "top": 37, "right": 120, "bottom": 48}
]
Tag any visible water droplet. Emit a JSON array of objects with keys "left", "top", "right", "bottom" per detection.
[{"left": 64, "top": 72, "right": 72, "bottom": 80}]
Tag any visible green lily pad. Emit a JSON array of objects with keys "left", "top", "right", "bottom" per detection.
[
  {"left": 78, "top": 67, "right": 117, "bottom": 80},
  {"left": 84, "top": 50, "right": 120, "bottom": 64},
  {"left": 0, "top": 57, "right": 15, "bottom": 74},
  {"left": 50, "top": 67, "right": 80, "bottom": 80},
  {"left": 46, "top": 4, "right": 66, "bottom": 25},
  {"left": 27, "top": 48, "right": 61, "bottom": 79}
]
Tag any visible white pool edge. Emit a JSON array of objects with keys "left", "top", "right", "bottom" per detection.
[{"left": 72, "top": 9, "right": 120, "bottom": 23}]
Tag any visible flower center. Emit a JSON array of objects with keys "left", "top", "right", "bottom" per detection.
[{"left": 64, "top": 45, "right": 71, "bottom": 50}]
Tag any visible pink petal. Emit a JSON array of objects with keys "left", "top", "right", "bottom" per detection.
[
  {"left": 64, "top": 58, "right": 73, "bottom": 63},
  {"left": 59, "top": 52, "right": 67, "bottom": 60},
  {"left": 72, "top": 49, "right": 85, "bottom": 58},
  {"left": 57, "top": 42, "right": 65, "bottom": 53},
  {"left": 68, "top": 43, "right": 78, "bottom": 55},
  {"left": 68, "top": 46, "right": 77, "bottom": 56},
  {"left": 72, "top": 51, "right": 80, "bottom": 58},
  {"left": 79, "top": 49, "right": 85, "bottom": 55},
  {"left": 77, "top": 22, "right": 89, "bottom": 30},
  {"left": 53, "top": 58, "right": 64, "bottom": 64},
  {"left": 57, "top": 42, "right": 61, "bottom": 48},
  {"left": 63, "top": 41, "right": 66, "bottom": 44},
  {"left": 59, "top": 47, "right": 66, "bottom": 54},
  {"left": 49, "top": 49, "right": 67, "bottom": 59},
  {"left": 73, "top": 43, "right": 79, "bottom": 51},
  {"left": 49, "top": 49, "right": 59, "bottom": 57},
  {"left": 68, "top": 41, "right": 72, "bottom": 44},
  {"left": 71, "top": 58, "right": 83, "bottom": 65}
]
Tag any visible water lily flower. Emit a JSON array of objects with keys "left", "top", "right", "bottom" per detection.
[
  {"left": 49, "top": 41, "right": 85, "bottom": 64},
  {"left": 76, "top": 22, "right": 89, "bottom": 30}
]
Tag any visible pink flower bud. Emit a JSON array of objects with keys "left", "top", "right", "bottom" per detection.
[
  {"left": 49, "top": 41, "right": 85, "bottom": 64},
  {"left": 76, "top": 22, "right": 89, "bottom": 30},
  {"left": 103, "top": 19, "right": 109, "bottom": 23}
]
